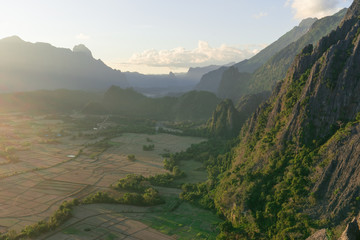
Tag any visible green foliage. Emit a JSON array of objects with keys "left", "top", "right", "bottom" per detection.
[
  {"left": 83, "top": 188, "right": 163, "bottom": 206},
  {"left": 143, "top": 144, "right": 155, "bottom": 151},
  {"left": 127, "top": 154, "right": 136, "bottom": 161},
  {"left": 82, "top": 192, "right": 117, "bottom": 204},
  {"left": 114, "top": 174, "right": 147, "bottom": 191},
  {"left": 207, "top": 99, "right": 242, "bottom": 138},
  {"left": 85, "top": 86, "right": 220, "bottom": 121},
  {"left": 249, "top": 9, "right": 345, "bottom": 95},
  {"left": 163, "top": 158, "right": 176, "bottom": 171},
  {"left": 0, "top": 199, "right": 80, "bottom": 239},
  {"left": 285, "top": 69, "right": 310, "bottom": 112},
  {"left": 356, "top": 112, "right": 360, "bottom": 121},
  {"left": 147, "top": 173, "right": 175, "bottom": 187}
]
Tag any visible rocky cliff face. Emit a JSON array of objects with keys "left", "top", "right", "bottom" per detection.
[
  {"left": 214, "top": 1, "right": 360, "bottom": 238},
  {"left": 207, "top": 99, "right": 242, "bottom": 138}
]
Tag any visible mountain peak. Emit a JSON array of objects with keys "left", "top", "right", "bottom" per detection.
[
  {"left": 299, "top": 17, "right": 317, "bottom": 28},
  {"left": 0, "top": 35, "right": 24, "bottom": 43},
  {"left": 73, "top": 44, "right": 92, "bottom": 57}
]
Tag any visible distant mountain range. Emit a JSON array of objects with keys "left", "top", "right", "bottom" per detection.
[
  {"left": 194, "top": 9, "right": 347, "bottom": 104},
  {"left": 194, "top": 17, "right": 318, "bottom": 94},
  {"left": 0, "top": 35, "right": 228, "bottom": 97},
  {"left": 0, "top": 36, "right": 129, "bottom": 92},
  {"left": 125, "top": 64, "right": 232, "bottom": 97}
]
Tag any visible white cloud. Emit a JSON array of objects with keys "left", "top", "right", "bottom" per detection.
[
  {"left": 286, "top": 0, "right": 349, "bottom": 17},
  {"left": 253, "top": 12, "right": 268, "bottom": 19},
  {"left": 287, "top": 0, "right": 349, "bottom": 19},
  {"left": 76, "top": 33, "right": 90, "bottom": 40},
  {"left": 124, "top": 41, "right": 264, "bottom": 68}
]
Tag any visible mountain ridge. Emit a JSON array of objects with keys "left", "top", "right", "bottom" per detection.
[
  {"left": 0, "top": 36, "right": 129, "bottom": 92},
  {"left": 213, "top": 2, "right": 360, "bottom": 238},
  {"left": 194, "top": 17, "right": 318, "bottom": 94}
]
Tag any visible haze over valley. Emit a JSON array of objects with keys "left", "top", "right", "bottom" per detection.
[{"left": 3, "top": 0, "right": 360, "bottom": 240}]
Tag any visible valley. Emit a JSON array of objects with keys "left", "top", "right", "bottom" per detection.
[
  {"left": 0, "top": 113, "right": 221, "bottom": 239},
  {"left": 1, "top": 0, "right": 360, "bottom": 239}
]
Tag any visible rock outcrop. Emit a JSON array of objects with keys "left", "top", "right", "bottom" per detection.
[
  {"left": 306, "top": 229, "right": 328, "bottom": 240},
  {"left": 214, "top": 0, "right": 360, "bottom": 238}
]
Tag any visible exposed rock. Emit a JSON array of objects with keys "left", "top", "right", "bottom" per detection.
[
  {"left": 306, "top": 229, "right": 327, "bottom": 240},
  {"left": 214, "top": 0, "right": 360, "bottom": 238},
  {"left": 207, "top": 99, "right": 241, "bottom": 137},
  {"left": 339, "top": 217, "right": 360, "bottom": 240}
]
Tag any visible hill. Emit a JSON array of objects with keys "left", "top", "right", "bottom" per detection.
[
  {"left": 217, "top": 9, "right": 346, "bottom": 102},
  {"left": 84, "top": 86, "right": 220, "bottom": 121},
  {"left": 213, "top": 2, "right": 360, "bottom": 238},
  {"left": 0, "top": 36, "right": 128, "bottom": 92},
  {"left": 194, "top": 18, "right": 317, "bottom": 94},
  {"left": 125, "top": 65, "right": 225, "bottom": 97}
]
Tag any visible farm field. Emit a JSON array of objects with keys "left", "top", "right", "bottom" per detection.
[
  {"left": 0, "top": 113, "right": 214, "bottom": 238},
  {"left": 39, "top": 197, "right": 221, "bottom": 240}
]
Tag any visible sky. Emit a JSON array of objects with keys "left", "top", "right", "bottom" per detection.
[{"left": 0, "top": 0, "right": 352, "bottom": 74}]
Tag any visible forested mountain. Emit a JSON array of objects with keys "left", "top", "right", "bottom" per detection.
[
  {"left": 0, "top": 36, "right": 129, "bottom": 92},
  {"left": 210, "top": 1, "right": 360, "bottom": 238},
  {"left": 194, "top": 18, "right": 317, "bottom": 94},
  {"left": 217, "top": 9, "right": 347, "bottom": 102},
  {"left": 206, "top": 99, "right": 242, "bottom": 138},
  {"left": 84, "top": 86, "right": 220, "bottom": 121}
]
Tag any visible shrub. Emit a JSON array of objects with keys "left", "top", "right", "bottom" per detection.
[{"left": 143, "top": 144, "right": 155, "bottom": 151}]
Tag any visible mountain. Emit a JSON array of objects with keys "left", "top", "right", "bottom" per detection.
[
  {"left": 207, "top": 99, "right": 242, "bottom": 138},
  {"left": 124, "top": 65, "right": 225, "bottom": 97},
  {"left": 248, "top": 8, "right": 347, "bottom": 94},
  {"left": 213, "top": 1, "right": 360, "bottom": 239},
  {"left": 194, "top": 18, "right": 317, "bottom": 94},
  {"left": 217, "top": 67, "right": 252, "bottom": 99},
  {"left": 234, "top": 17, "right": 318, "bottom": 73},
  {"left": 0, "top": 36, "right": 128, "bottom": 92},
  {"left": 217, "top": 9, "right": 346, "bottom": 102},
  {"left": 84, "top": 86, "right": 220, "bottom": 121}
]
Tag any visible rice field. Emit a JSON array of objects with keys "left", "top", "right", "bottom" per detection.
[{"left": 0, "top": 114, "right": 213, "bottom": 239}]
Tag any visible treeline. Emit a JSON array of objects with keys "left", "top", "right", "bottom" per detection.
[
  {"left": 0, "top": 199, "right": 80, "bottom": 240},
  {"left": 83, "top": 188, "right": 163, "bottom": 206},
  {"left": 177, "top": 138, "right": 236, "bottom": 208}
]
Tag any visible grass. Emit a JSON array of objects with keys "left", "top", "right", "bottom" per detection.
[
  {"left": 0, "top": 114, "right": 212, "bottom": 239},
  {"left": 62, "top": 227, "right": 82, "bottom": 235},
  {"left": 104, "top": 233, "right": 117, "bottom": 240},
  {"left": 174, "top": 160, "right": 208, "bottom": 184},
  {"left": 134, "top": 202, "right": 221, "bottom": 239}
]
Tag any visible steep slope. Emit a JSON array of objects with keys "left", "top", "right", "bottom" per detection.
[
  {"left": 234, "top": 18, "right": 317, "bottom": 73},
  {"left": 0, "top": 36, "right": 128, "bottom": 92},
  {"left": 207, "top": 99, "right": 242, "bottom": 138},
  {"left": 194, "top": 18, "right": 317, "bottom": 94},
  {"left": 218, "top": 9, "right": 346, "bottom": 102},
  {"left": 217, "top": 67, "right": 252, "bottom": 99},
  {"left": 249, "top": 8, "right": 347, "bottom": 93},
  {"left": 214, "top": 1, "right": 360, "bottom": 239}
]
